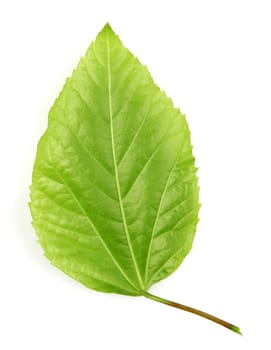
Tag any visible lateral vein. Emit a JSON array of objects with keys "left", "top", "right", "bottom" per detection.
[
  {"left": 144, "top": 127, "right": 190, "bottom": 284},
  {"left": 53, "top": 168, "right": 137, "bottom": 291}
]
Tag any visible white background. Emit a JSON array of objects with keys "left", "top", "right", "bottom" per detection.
[{"left": 1, "top": 0, "right": 271, "bottom": 349}]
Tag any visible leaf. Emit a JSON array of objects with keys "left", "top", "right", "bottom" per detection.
[{"left": 30, "top": 24, "right": 240, "bottom": 334}]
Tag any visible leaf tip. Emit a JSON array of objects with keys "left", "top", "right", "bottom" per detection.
[{"left": 102, "top": 22, "right": 114, "bottom": 34}]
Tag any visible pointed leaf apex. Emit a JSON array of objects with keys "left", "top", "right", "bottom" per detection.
[{"left": 102, "top": 22, "right": 114, "bottom": 34}]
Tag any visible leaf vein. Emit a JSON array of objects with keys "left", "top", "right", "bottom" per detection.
[
  {"left": 144, "top": 127, "right": 190, "bottom": 283},
  {"left": 106, "top": 30, "right": 145, "bottom": 290},
  {"left": 117, "top": 102, "right": 151, "bottom": 166},
  {"left": 68, "top": 83, "right": 108, "bottom": 124},
  {"left": 52, "top": 167, "right": 138, "bottom": 291},
  {"left": 122, "top": 124, "right": 172, "bottom": 199},
  {"left": 155, "top": 207, "right": 198, "bottom": 239},
  {"left": 55, "top": 117, "right": 114, "bottom": 177},
  {"left": 92, "top": 43, "right": 106, "bottom": 67},
  {"left": 159, "top": 192, "right": 195, "bottom": 219},
  {"left": 147, "top": 248, "right": 185, "bottom": 288},
  {"left": 81, "top": 59, "right": 102, "bottom": 88}
]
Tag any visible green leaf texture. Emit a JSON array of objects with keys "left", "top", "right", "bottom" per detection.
[{"left": 30, "top": 24, "right": 200, "bottom": 296}]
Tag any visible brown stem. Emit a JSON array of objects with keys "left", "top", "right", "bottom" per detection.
[{"left": 143, "top": 291, "right": 242, "bottom": 335}]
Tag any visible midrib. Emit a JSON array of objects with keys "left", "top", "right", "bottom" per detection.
[{"left": 105, "top": 30, "right": 145, "bottom": 291}]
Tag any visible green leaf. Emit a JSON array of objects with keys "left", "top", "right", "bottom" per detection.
[
  {"left": 30, "top": 23, "right": 240, "bottom": 333},
  {"left": 30, "top": 23, "right": 199, "bottom": 295}
]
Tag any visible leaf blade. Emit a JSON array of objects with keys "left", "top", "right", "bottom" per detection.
[{"left": 30, "top": 23, "right": 199, "bottom": 295}]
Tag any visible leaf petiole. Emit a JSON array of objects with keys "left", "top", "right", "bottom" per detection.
[{"left": 143, "top": 291, "right": 242, "bottom": 335}]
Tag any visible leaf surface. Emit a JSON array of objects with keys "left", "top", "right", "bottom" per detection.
[{"left": 30, "top": 24, "right": 200, "bottom": 296}]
